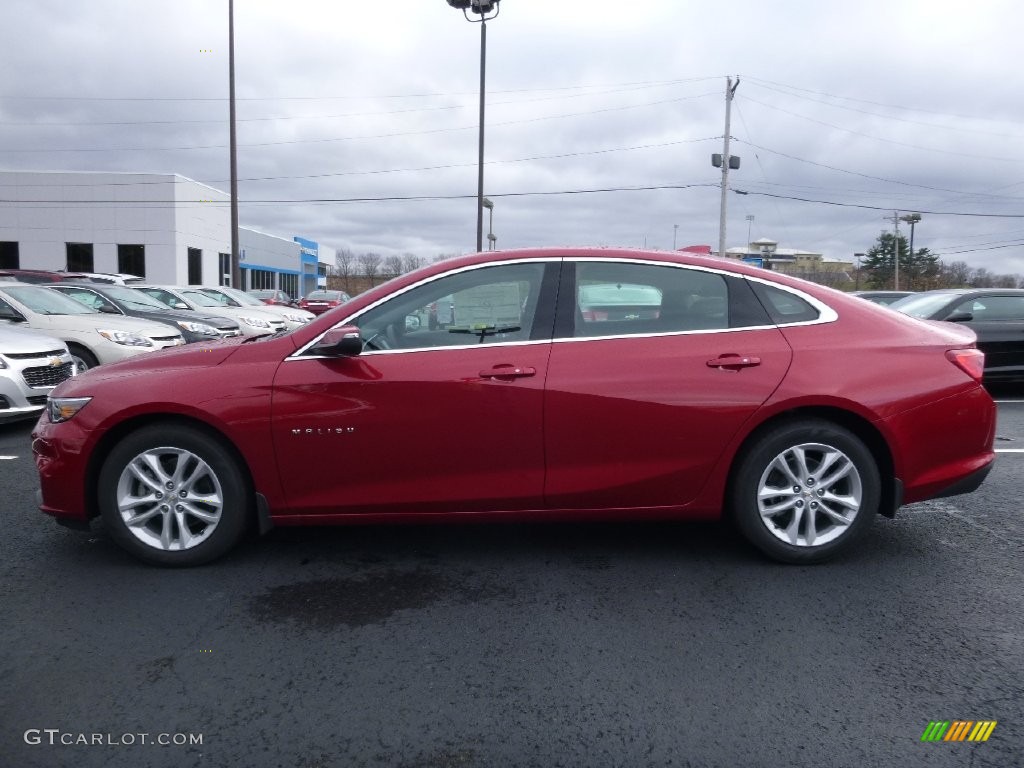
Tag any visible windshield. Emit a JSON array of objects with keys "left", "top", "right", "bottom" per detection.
[
  {"left": 217, "top": 287, "right": 265, "bottom": 307},
  {"left": 0, "top": 285, "right": 98, "bottom": 315},
  {"left": 101, "top": 285, "right": 173, "bottom": 311},
  {"left": 179, "top": 289, "right": 227, "bottom": 308},
  {"left": 889, "top": 293, "right": 958, "bottom": 318}
]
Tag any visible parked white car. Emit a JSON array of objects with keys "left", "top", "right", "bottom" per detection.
[
  {"left": 0, "top": 285, "right": 185, "bottom": 372},
  {"left": 0, "top": 325, "right": 75, "bottom": 423},
  {"left": 135, "top": 285, "right": 286, "bottom": 337},
  {"left": 196, "top": 285, "right": 315, "bottom": 331}
]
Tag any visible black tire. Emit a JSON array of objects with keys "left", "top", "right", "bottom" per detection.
[
  {"left": 67, "top": 344, "right": 99, "bottom": 373},
  {"left": 730, "top": 419, "right": 880, "bottom": 564},
  {"left": 97, "top": 424, "right": 252, "bottom": 566}
]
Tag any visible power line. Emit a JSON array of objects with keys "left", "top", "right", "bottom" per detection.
[{"left": 732, "top": 189, "right": 1024, "bottom": 217}]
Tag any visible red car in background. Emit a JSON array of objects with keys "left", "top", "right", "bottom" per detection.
[
  {"left": 247, "top": 289, "right": 297, "bottom": 307},
  {"left": 298, "top": 289, "right": 351, "bottom": 315},
  {"left": 32, "top": 248, "right": 995, "bottom": 567}
]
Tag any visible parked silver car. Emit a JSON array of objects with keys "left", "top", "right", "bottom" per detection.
[{"left": 0, "top": 326, "right": 75, "bottom": 423}]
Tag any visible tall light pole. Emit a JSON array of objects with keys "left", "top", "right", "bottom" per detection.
[
  {"left": 900, "top": 213, "right": 922, "bottom": 289},
  {"left": 854, "top": 252, "right": 864, "bottom": 291},
  {"left": 673, "top": 224, "right": 678, "bottom": 250},
  {"left": 745, "top": 214, "right": 754, "bottom": 246},
  {"left": 446, "top": 0, "right": 500, "bottom": 253},
  {"left": 228, "top": 0, "right": 240, "bottom": 288}
]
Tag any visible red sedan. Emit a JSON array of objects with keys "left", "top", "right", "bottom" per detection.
[
  {"left": 32, "top": 248, "right": 996, "bottom": 566},
  {"left": 298, "top": 289, "right": 350, "bottom": 315}
]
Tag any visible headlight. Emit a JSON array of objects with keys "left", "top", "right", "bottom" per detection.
[
  {"left": 282, "top": 313, "right": 311, "bottom": 324},
  {"left": 0, "top": 356, "right": 7, "bottom": 369},
  {"left": 239, "top": 316, "right": 271, "bottom": 329},
  {"left": 97, "top": 329, "right": 153, "bottom": 347},
  {"left": 176, "top": 320, "right": 219, "bottom": 335},
  {"left": 48, "top": 396, "right": 92, "bottom": 423}
]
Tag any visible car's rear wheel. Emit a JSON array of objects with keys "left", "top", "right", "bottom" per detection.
[
  {"left": 97, "top": 424, "right": 251, "bottom": 566},
  {"left": 731, "top": 419, "right": 879, "bottom": 564},
  {"left": 67, "top": 344, "right": 98, "bottom": 374}
]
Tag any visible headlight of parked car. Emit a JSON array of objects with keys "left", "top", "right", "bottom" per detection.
[
  {"left": 47, "top": 396, "right": 92, "bottom": 423},
  {"left": 282, "top": 313, "right": 311, "bottom": 324},
  {"left": 239, "top": 316, "right": 271, "bottom": 329},
  {"left": 97, "top": 330, "right": 153, "bottom": 347},
  {"left": 175, "top": 320, "right": 219, "bottom": 335}
]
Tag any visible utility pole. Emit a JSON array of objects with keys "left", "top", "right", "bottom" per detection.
[
  {"left": 716, "top": 77, "right": 740, "bottom": 259},
  {"left": 883, "top": 211, "right": 901, "bottom": 290}
]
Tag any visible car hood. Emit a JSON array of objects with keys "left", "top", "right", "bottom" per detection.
[
  {"left": 35, "top": 313, "right": 183, "bottom": 337},
  {"left": 127, "top": 308, "right": 241, "bottom": 329},
  {"left": 50, "top": 335, "right": 246, "bottom": 395},
  {"left": 0, "top": 325, "right": 68, "bottom": 353}
]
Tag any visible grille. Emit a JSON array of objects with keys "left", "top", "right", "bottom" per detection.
[
  {"left": 4, "top": 348, "right": 67, "bottom": 360},
  {"left": 151, "top": 335, "right": 181, "bottom": 342},
  {"left": 27, "top": 395, "right": 48, "bottom": 405},
  {"left": 23, "top": 362, "right": 75, "bottom": 388}
]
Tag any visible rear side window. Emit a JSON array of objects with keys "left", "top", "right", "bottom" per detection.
[
  {"left": 750, "top": 282, "right": 820, "bottom": 324},
  {"left": 573, "top": 262, "right": 729, "bottom": 337},
  {"left": 953, "top": 296, "right": 1024, "bottom": 321}
]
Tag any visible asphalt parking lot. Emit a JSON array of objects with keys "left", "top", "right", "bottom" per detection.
[{"left": 1, "top": 394, "right": 1022, "bottom": 768}]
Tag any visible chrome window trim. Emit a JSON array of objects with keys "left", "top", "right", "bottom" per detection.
[
  {"left": 286, "top": 255, "right": 839, "bottom": 361},
  {"left": 287, "top": 257, "right": 559, "bottom": 361}
]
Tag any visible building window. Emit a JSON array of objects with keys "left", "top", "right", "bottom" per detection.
[
  {"left": 117, "top": 244, "right": 145, "bottom": 278},
  {"left": 219, "top": 253, "right": 231, "bottom": 286},
  {"left": 249, "top": 268, "right": 275, "bottom": 290},
  {"left": 279, "top": 273, "right": 298, "bottom": 298},
  {"left": 66, "top": 243, "right": 94, "bottom": 272},
  {"left": 0, "top": 242, "right": 18, "bottom": 269},
  {"left": 187, "top": 247, "right": 202, "bottom": 285}
]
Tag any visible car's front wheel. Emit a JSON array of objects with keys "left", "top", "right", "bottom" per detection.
[
  {"left": 97, "top": 424, "right": 252, "bottom": 566},
  {"left": 730, "top": 419, "right": 880, "bottom": 564}
]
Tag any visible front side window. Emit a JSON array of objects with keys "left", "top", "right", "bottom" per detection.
[
  {"left": 353, "top": 262, "right": 547, "bottom": 352},
  {"left": 573, "top": 262, "right": 729, "bottom": 337}
]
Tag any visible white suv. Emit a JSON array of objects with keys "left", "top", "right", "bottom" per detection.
[
  {"left": 0, "top": 285, "right": 185, "bottom": 372},
  {"left": 0, "top": 326, "right": 76, "bottom": 423}
]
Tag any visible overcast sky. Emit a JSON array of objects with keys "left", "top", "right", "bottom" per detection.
[{"left": 3, "top": 0, "right": 1024, "bottom": 276}]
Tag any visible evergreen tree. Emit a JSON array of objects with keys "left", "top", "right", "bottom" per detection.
[{"left": 861, "top": 230, "right": 939, "bottom": 290}]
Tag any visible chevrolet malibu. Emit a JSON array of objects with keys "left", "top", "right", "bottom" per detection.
[{"left": 32, "top": 248, "right": 996, "bottom": 567}]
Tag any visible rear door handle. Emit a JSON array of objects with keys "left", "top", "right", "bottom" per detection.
[
  {"left": 479, "top": 365, "right": 537, "bottom": 379},
  {"left": 706, "top": 354, "right": 762, "bottom": 370}
]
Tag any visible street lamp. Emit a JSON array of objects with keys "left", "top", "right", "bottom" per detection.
[
  {"left": 854, "top": 252, "right": 865, "bottom": 291},
  {"left": 446, "top": 0, "right": 501, "bottom": 253},
  {"left": 482, "top": 197, "right": 495, "bottom": 250},
  {"left": 900, "top": 213, "right": 922, "bottom": 289}
]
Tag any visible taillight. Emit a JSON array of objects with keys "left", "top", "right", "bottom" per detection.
[{"left": 946, "top": 348, "right": 985, "bottom": 382}]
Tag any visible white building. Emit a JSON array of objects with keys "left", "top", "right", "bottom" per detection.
[{"left": 0, "top": 170, "right": 322, "bottom": 297}]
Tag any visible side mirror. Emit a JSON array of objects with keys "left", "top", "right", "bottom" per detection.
[
  {"left": 945, "top": 311, "right": 973, "bottom": 323},
  {"left": 173, "top": 302, "right": 190, "bottom": 310},
  {"left": 308, "top": 325, "right": 363, "bottom": 357},
  {"left": 98, "top": 305, "right": 120, "bottom": 314}
]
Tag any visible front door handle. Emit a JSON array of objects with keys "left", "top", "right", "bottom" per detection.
[
  {"left": 706, "top": 354, "right": 762, "bottom": 370},
  {"left": 479, "top": 364, "right": 537, "bottom": 379}
]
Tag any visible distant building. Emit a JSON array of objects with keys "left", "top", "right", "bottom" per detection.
[
  {"left": 0, "top": 170, "right": 322, "bottom": 297},
  {"left": 726, "top": 238, "right": 852, "bottom": 287}
]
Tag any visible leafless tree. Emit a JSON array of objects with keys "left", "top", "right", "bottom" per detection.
[
  {"left": 333, "top": 247, "right": 355, "bottom": 294},
  {"left": 381, "top": 255, "right": 404, "bottom": 279},
  {"left": 402, "top": 253, "right": 423, "bottom": 273},
  {"left": 358, "top": 252, "right": 383, "bottom": 287}
]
